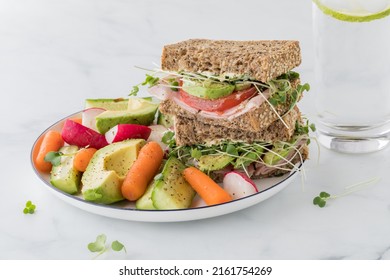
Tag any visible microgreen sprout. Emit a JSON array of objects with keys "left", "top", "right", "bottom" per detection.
[
  {"left": 130, "top": 74, "right": 160, "bottom": 96},
  {"left": 111, "top": 240, "right": 126, "bottom": 253},
  {"left": 313, "top": 177, "right": 380, "bottom": 208},
  {"left": 88, "top": 234, "right": 127, "bottom": 258},
  {"left": 44, "top": 151, "right": 63, "bottom": 167},
  {"left": 23, "top": 200, "right": 36, "bottom": 214}
]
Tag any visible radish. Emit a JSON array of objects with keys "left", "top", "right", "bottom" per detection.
[
  {"left": 223, "top": 171, "right": 258, "bottom": 200},
  {"left": 62, "top": 119, "right": 108, "bottom": 149},
  {"left": 191, "top": 195, "right": 208, "bottom": 208},
  {"left": 147, "top": 125, "right": 169, "bottom": 150},
  {"left": 105, "top": 124, "right": 151, "bottom": 143},
  {"left": 82, "top": 107, "right": 105, "bottom": 132}
]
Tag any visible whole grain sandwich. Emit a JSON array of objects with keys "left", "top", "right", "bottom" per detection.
[{"left": 139, "top": 39, "right": 313, "bottom": 181}]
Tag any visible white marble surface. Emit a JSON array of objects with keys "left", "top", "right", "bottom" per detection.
[{"left": 1, "top": 0, "right": 390, "bottom": 260}]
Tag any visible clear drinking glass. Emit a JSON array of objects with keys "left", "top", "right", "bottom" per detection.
[{"left": 313, "top": 0, "right": 390, "bottom": 153}]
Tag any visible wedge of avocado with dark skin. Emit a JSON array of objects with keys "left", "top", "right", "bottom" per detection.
[{"left": 95, "top": 98, "right": 158, "bottom": 134}]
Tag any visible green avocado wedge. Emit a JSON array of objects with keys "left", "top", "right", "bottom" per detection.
[
  {"left": 182, "top": 79, "right": 235, "bottom": 100},
  {"left": 95, "top": 98, "right": 158, "bottom": 134},
  {"left": 81, "top": 139, "right": 145, "bottom": 204}
]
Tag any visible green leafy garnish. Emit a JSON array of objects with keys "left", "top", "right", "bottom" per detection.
[
  {"left": 313, "top": 177, "right": 380, "bottom": 208},
  {"left": 161, "top": 130, "right": 175, "bottom": 145},
  {"left": 111, "top": 240, "right": 126, "bottom": 253},
  {"left": 88, "top": 234, "right": 107, "bottom": 253},
  {"left": 88, "top": 234, "right": 127, "bottom": 257},
  {"left": 44, "top": 151, "right": 63, "bottom": 167},
  {"left": 23, "top": 200, "right": 36, "bottom": 214},
  {"left": 313, "top": 192, "right": 331, "bottom": 208},
  {"left": 130, "top": 74, "right": 160, "bottom": 96},
  {"left": 190, "top": 148, "right": 202, "bottom": 159}
]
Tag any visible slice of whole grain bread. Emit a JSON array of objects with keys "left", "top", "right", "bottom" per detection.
[
  {"left": 161, "top": 39, "right": 301, "bottom": 83},
  {"left": 174, "top": 106, "right": 301, "bottom": 146}
]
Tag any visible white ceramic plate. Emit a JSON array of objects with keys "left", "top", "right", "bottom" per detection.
[{"left": 31, "top": 112, "right": 303, "bottom": 222}]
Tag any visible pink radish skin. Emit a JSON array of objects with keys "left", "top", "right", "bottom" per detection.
[
  {"left": 62, "top": 119, "right": 108, "bottom": 149},
  {"left": 82, "top": 107, "right": 105, "bottom": 132},
  {"left": 223, "top": 171, "right": 258, "bottom": 200},
  {"left": 105, "top": 124, "right": 151, "bottom": 143}
]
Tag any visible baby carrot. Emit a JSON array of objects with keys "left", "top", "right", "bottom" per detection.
[
  {"left": 34, "top": 130, "right": 64, "bottom": 173},
  {"left": 121, "top": 141, "right": 164, "bottom": 201},
  {"left": 183, "top": 167, "right": 232, "bottom": 206},
  {"left": 73, "top": 147, "right": 97, "bottom": 172}
]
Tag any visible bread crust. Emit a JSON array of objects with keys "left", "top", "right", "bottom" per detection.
[{"left": 161, "top": 39, "right": 301, "bottom": 83}]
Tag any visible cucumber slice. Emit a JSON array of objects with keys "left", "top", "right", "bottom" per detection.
[
  {"left": 50, "top": 146, "right": 81, "bottom": 194},
  {"left": 135, "top": 181, "right": 157, "bottom": 210},
  {"left": 151, "top": 157, "right": 196, "bottom": 210}
]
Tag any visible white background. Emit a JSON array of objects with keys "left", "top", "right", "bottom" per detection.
[{"left": 1, "top": 0, "right": 390, "bottom": 261}]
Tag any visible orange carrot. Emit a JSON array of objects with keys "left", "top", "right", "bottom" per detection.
[
  {"left": 73, "top": 147, "right": 97, "bottom": 172},
  {"left": 34, "top": 130, "right": 64, "bottom": 173},
  {"left": 183, "top": 167, "right": 232, "bottom": 206},
  {"left": 121, "top": 141, "right": 164, "bottom": 201}
]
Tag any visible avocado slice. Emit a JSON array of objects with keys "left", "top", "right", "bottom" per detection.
[
  {"left": 198, "top": 154, "right": 234, "bottom": 172},
  {"left": 50, "top": 145, "right": 81, "bottom": 194},
  {"left": 234, "top": 82, "right": 252, "bottom": 91},
  {"left": 135, "top": 180, "right": 157, "bottom": 210},
  {"left": 263, "top": 144, "right": 291, "bottom": 166},
  {"left": 157, "top": 110, "right": 174, "bottom": 128},
  {"left": 81, "top": 139, "right": 145, "bottom": 204},
  {"left": 95, "top": 98, "right": 158, "bottom": 134},
  {"left": 151, "top": 157, "right": 196, "bottom": 210},
  {"left": 182, "top": 80, "right": 235, "bottom": 100},
  {"left": 85, "top": 98, "right": 129, "bottom": 110}
]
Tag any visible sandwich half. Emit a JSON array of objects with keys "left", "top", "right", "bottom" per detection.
[{"left": 143, "top": 39, "right": 312, "bottom": 181}]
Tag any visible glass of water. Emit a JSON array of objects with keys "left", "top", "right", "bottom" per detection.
[{"left": 313, "top": 0, "right": 390, "bottom": 153}]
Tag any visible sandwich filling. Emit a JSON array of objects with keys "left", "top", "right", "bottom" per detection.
[{"left": 145, "top": 70, "right": 309, "bottom": 125}]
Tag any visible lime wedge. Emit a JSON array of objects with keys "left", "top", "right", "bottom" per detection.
[{"left": 313, "top": 0, "right": 390, "bottom": 22}]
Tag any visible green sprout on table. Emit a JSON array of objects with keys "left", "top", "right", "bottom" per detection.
[
  {"left": 313, "top": 177, "right": 380, "bottom": 208},
  {"left": 23, "top": 200, "right": 36, "bottom": 214},
  {"left": 88, "top": 234, "right": 126, "bottom": 258},
  {"left": 313, "top": 192, "right": 331, "bottom": 208}
]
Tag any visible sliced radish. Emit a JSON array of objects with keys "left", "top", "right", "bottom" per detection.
[
  {"left": 223, "top": 171, "right": 258, "bottom": 200},
  {"left": 82, "top": 107, "right": 105, "bottom": 132},
  {"left": 62, "top": 119, "right": 108, "bottom": 149},
  {"left": 191, "top": 195, "right": 208, "bottom": 208},
  {"left": 105, "top": 124, "right": 151, "bottom": 143},
  {"left": 147, "top": 125, "right": 169, "bottom": 150}
]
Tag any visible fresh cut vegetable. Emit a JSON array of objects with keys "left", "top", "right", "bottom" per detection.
[
  {"left": 61, "top": 119, "right": 108, "bottom": 149},
  {"left": 82, "top": 107, "right": 106, "bottom": 132},
  {"left": 182, "top": 167, "right": 232, "bottom": 206},
  {"left": 105, "top": 124, "right": 151, "bottom": 144},
  {"left": 151, "top": 157, "right": 196, "bottom": 210},
  {"left": 121, "top": 141, "right": 164, "bottom": 201},
  {"left": 73, "top": 147, "right": 97, "bottom": 172},
  {"left": 50, "top": 145, "right": 81, "bottom": 194},
  {"left": 223, "top": 171, "right": 258, "bottom": 199},
  {"left": 34, "top": 130, "right": 64, "bottom": 173}
]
